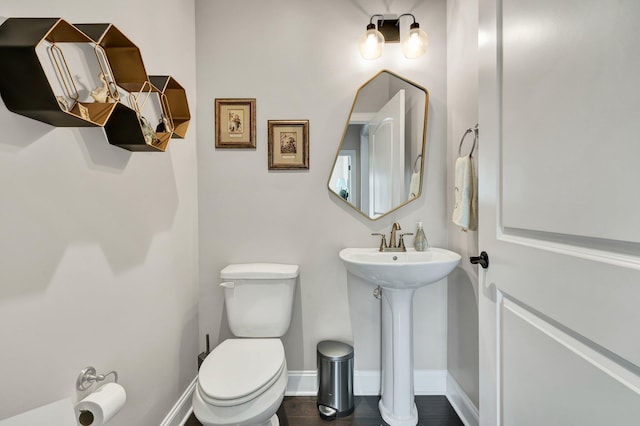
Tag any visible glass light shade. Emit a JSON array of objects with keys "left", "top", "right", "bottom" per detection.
[
  {"left": 359, "top": 25, "right": 385, "bottom": 60},
  {"left": 402, "top": 24, "right": 429, "bottom": 59}
]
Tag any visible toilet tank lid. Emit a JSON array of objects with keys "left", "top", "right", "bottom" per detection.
[{"left": 221, "top": 263, "right": 299, "bottom": 279}]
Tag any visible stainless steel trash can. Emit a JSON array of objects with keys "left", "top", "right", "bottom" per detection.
[{"left": 317, "top": 340, "right": 354, "bottom": 420}]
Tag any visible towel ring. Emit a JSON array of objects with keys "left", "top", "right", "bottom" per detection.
[{"left": 458, "top": 124, "right": 479, "bottom": 157}]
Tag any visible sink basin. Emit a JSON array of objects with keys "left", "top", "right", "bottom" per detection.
[{"left": 339, "top": 247, "right": 461, "bottom": 289}]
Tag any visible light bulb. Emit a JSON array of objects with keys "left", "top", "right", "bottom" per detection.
[
  {"left": 402, "top": 23, "right": 428, "bottom": 59},
  {"left": 358, "top": 24, "right": 385, "bottom": 60}
]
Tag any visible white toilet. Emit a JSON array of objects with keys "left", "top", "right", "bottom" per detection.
[{"left": 192, "top": 263, "right": 299, "bottom": 426}]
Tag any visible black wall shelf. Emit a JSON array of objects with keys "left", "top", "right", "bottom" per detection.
[{"left": 0, "top": 17, "right": 191, "bottom": 152}]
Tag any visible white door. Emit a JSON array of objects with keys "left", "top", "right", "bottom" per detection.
[
  {"left": 368, "top": 89, "right": 405, "bottom": 218},
  {"left": 478, "top": 0, "right": 640, "bottom": 424}
]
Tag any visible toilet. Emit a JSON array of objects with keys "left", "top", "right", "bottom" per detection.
[{"left": 192, "top": 263, "right": 299, "bottom": 426}]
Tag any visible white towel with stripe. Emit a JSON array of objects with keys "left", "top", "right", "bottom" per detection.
[{"left": 452, "top": 154, "right": 477, "bottom": 231}]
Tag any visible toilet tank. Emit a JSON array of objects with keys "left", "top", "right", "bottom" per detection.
[{"left": 220, "top": 263, "right": 299, "bottom": 338}]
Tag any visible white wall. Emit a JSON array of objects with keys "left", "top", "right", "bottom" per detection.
[
  {"left": 446, "top": 0, "right": 480, "bottom": 408},
  {"left": 195, "top": 0, "right": 448, "bottom": 374},
  {"left": 0, "top": 1, "right": 199, "bottom": 424}
]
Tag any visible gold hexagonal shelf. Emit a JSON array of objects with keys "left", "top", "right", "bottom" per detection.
[
  {"left": 74, "top": 23, "right": 148, "bottom": 93},
  {"left": 0, "top": 18, "right": 118, "bottom": 127},
  {"left": 0, "top": 18, "right": 190, "bottom": 153},
  {"left": 149, "top": 75, "right": 191, "bottom": 139},
  {"left": 103, "top": 101, "right": 167, "bottom": 152}
]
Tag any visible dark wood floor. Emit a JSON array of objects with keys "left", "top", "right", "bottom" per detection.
[{"left": 186, "top": 395, "right": 463, "bottom": 426}]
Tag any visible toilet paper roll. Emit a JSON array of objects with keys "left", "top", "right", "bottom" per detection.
[{"left": 76, "top": 383, "right": 126, "bottom": 426}]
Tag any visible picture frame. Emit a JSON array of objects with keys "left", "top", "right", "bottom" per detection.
[
  {"left": 214, "top": 98, "right": 256, "bottom": 148},
  {"left": 267, "top": 120, "right": 309, "bottom": 170}
]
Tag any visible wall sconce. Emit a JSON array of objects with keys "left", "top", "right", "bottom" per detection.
[{"left": 358, "top": 14, "right": 429, "bottom": 60}]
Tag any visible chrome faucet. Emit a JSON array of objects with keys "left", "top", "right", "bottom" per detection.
[{"left": 372, "top": 223, "right": 413, "bottom": 252}]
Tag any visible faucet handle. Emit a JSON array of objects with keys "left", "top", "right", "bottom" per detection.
[
  {"left": 371, "top": 233, "right": 388, "bottom": 251},
  {"left": 399, "top": 233, "right": 414, "bottom": 250}
]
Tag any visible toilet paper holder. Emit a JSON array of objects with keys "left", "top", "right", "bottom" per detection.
[{"left": 76, "top": 366, "right": 119, "bottom": 391}]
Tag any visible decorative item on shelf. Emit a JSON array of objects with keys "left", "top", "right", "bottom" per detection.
[
  {"left": 139, "top": 116, "right": 157, "bottom": 145},
  {"left": 155, "top": 117, "right": 166, "bottom": 133},
  {"left": 56, "top": 96, "right": 70, "bottom": 112},
  {"left": 93, "top": 45, "right": 120, "bottom": 102},
  {"left": 267, "top": 120, "right": 310, "bottom": 170},
  {"left": 90, "top": 72, "right": 115, "bottom": 103},
  {"left": 161, "top": 114, "right": 172, "bottom": 133},
  {"left": 78, "top": 104, "right": 90, "bottom": 120},
  {"left": 214, "top": 98, "right": 256, "bottom": 148},
  {"left": 358, "top": 13, "right": 429, "bottom": 59}
]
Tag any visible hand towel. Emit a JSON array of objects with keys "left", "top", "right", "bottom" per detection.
[
  {"left": 452, "top": 154, "right": 478, "bottom": 231},
  {"left": 408, "top": 172, "right": 421, "bottom": 200}
]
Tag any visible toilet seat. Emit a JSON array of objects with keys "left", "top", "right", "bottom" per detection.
[
  {"left": 193, "top": 359, "right": 287, "bottom": 426},
  {"left": 198, "top": 339, "right": 285, "bottom": 407}
]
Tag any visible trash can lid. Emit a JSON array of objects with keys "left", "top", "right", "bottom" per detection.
[{"left": 317, "top": 340, "right": 354, "bottom": 361}]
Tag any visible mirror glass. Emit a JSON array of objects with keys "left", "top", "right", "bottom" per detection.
[{"left": 328, "top": 70, "right": 428, "bottom": 220}]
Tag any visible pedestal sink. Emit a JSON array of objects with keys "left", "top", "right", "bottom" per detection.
[{"left": 339, "top": 247, "right": 461, "bottom": 426}]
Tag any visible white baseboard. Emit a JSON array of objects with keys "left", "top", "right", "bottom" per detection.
[
  {"left": 160, "top": 377, "right": 197, "bottom": 426},
  {"left": 415, "top": 370, "right": 448, "bottom": 395},
  {"left": 168, "top": 371, "right": 476, "bottom": 426},
  {"left": 285, "top": 370, "right": 317, "bottom": 396},
  {"left": 286, "top": 369, "right": 447, "bottom": 396},
  {"left": 353, "top": 370, "right": 380, "bottom": 396},
  {"left": 445, "top": 373, "right": 479, "bottom": 426}
]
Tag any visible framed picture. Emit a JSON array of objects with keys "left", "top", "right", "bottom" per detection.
[
  {"left": 267, "top": 120, "right": 309, "bottom": 170},
  {"left": 214, "top": 98, "right": 256, "bottom": 148}
]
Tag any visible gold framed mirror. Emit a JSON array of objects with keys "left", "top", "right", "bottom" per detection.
[{"left": 328, "top": 70, "right": 428, "bottom": 220}]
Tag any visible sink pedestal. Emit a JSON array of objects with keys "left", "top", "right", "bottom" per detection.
[
  {"left": 338, "top": 247, "right": 461, "bottom": 426},
  {"left": 379, "top": 287, "right": 418, "bottom": 426}
]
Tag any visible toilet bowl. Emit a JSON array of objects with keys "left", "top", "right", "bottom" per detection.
[
  {"left": 192, "top": 263, "right": 299, "bottom": 426},
  {"left": 193, "top": 339, "right": 287, "bottom": 426}
]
